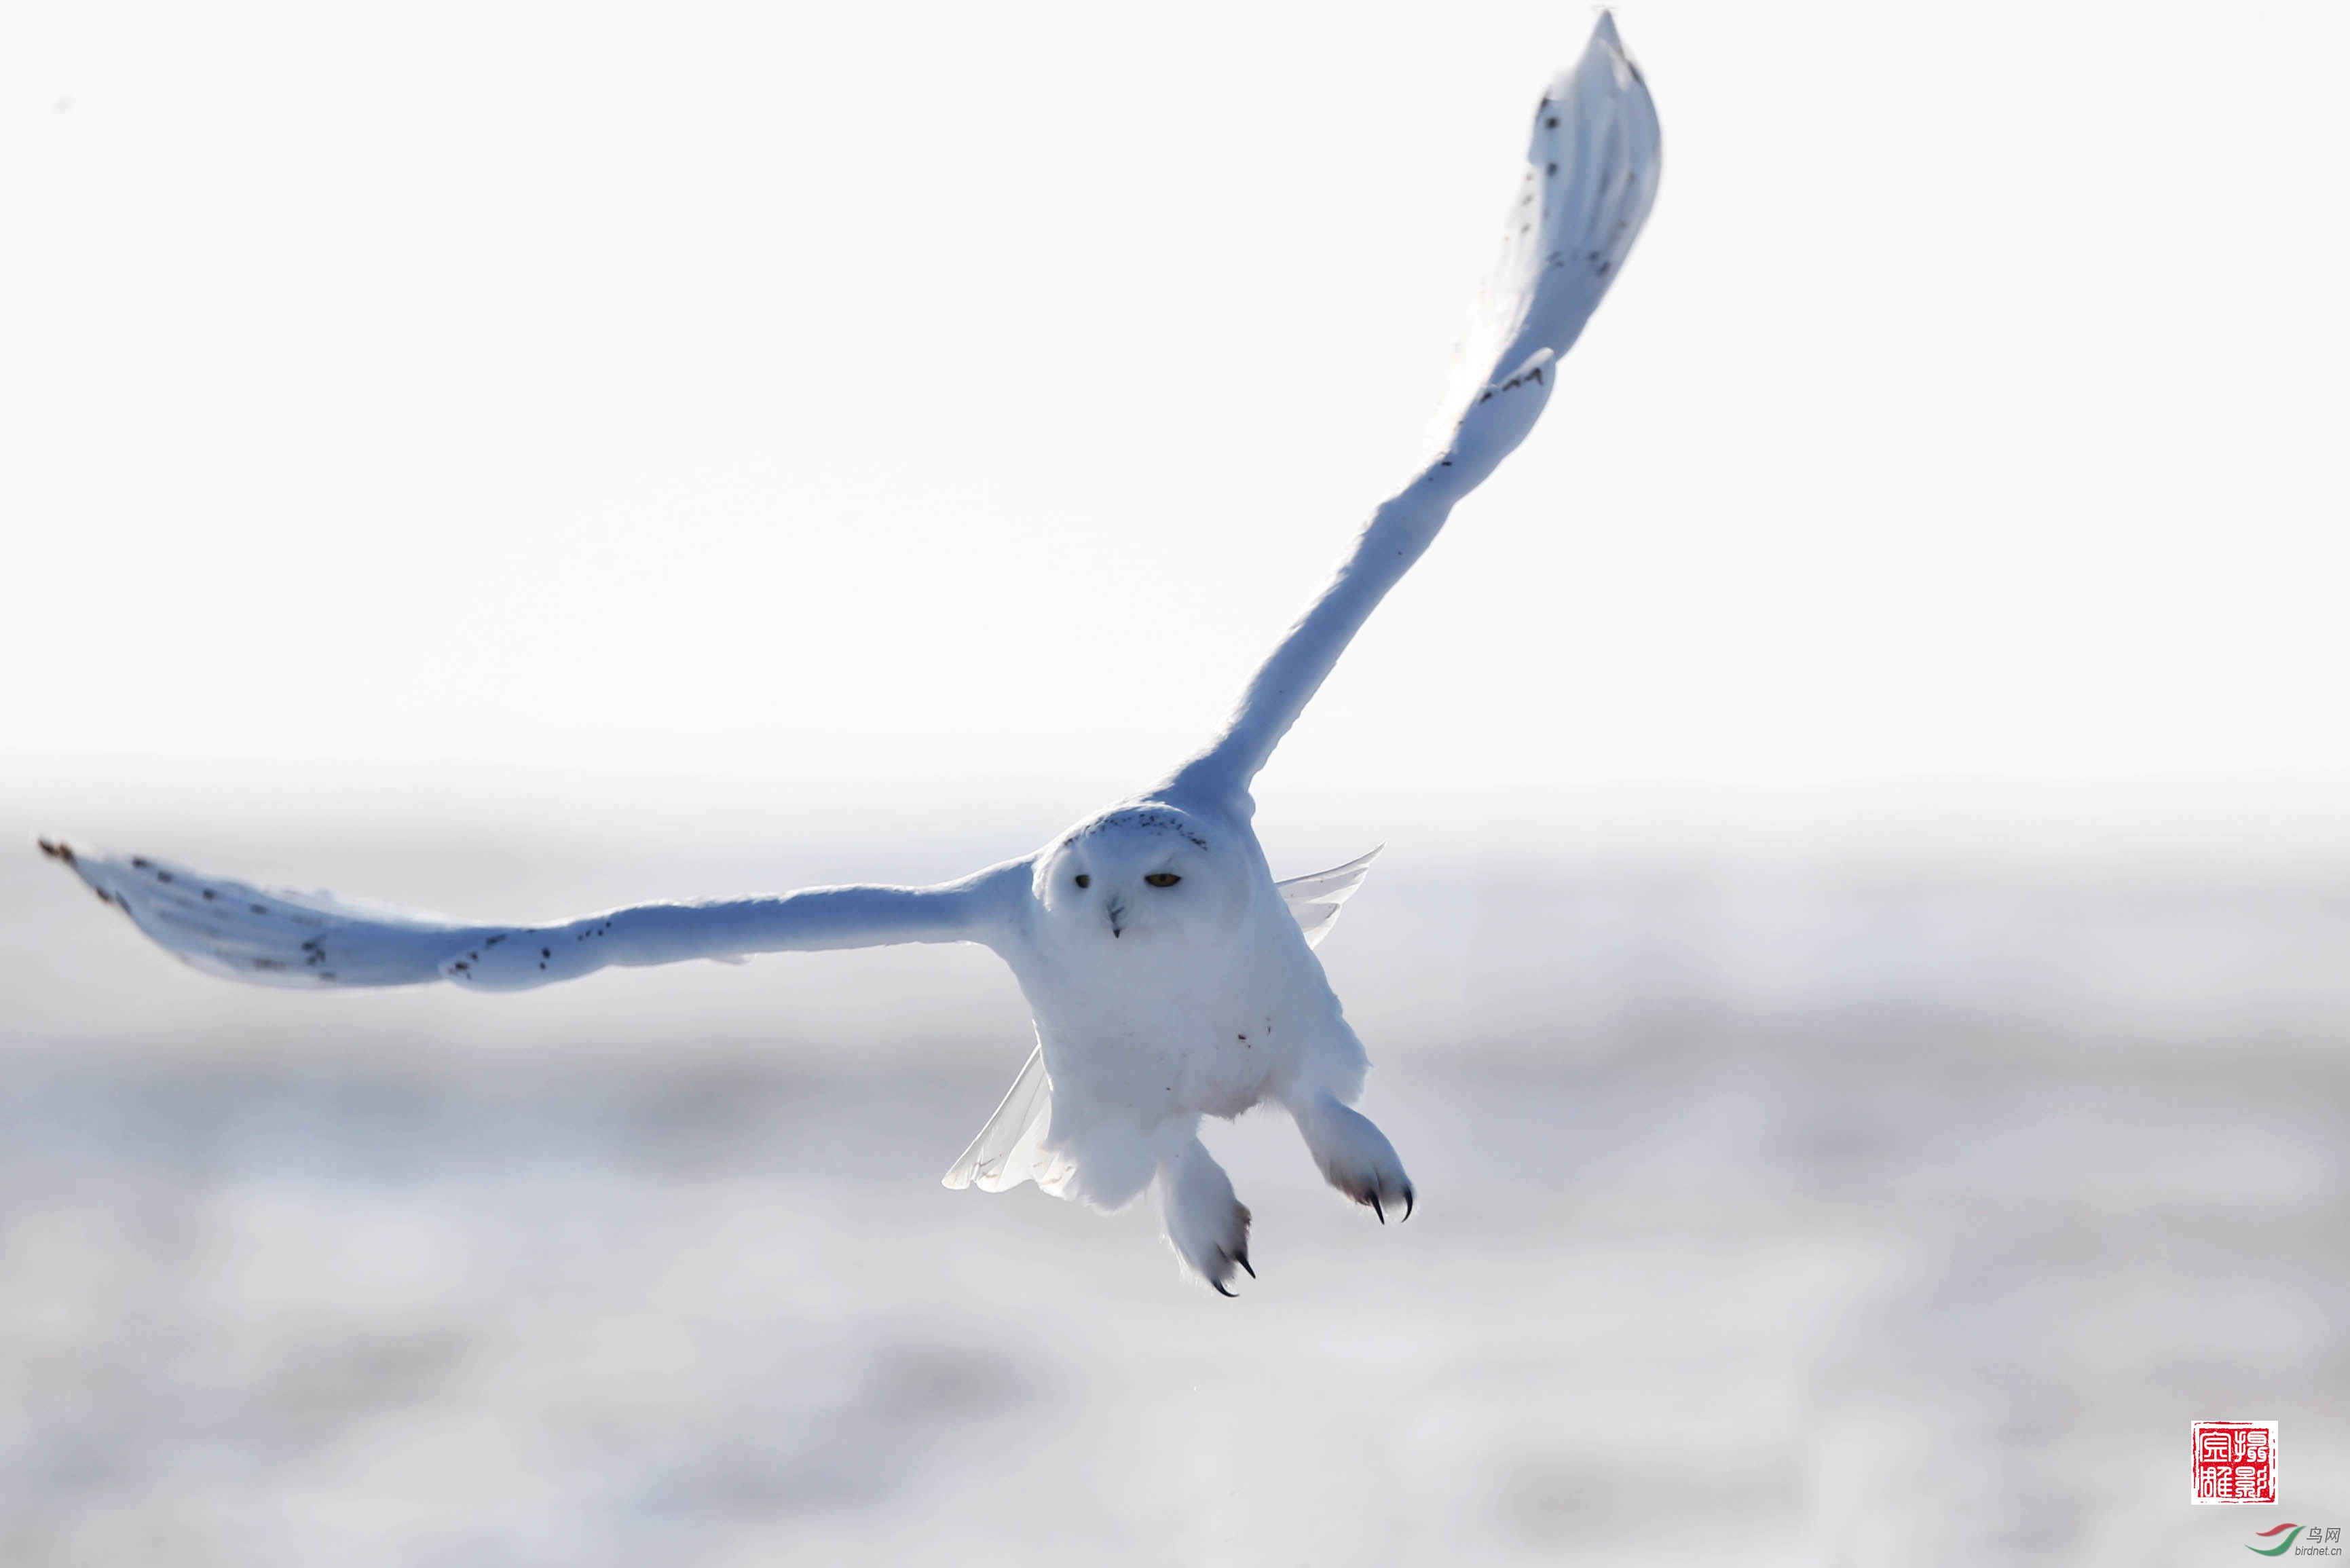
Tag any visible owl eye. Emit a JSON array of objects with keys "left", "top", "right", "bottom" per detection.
[
  {"left": 1073, "top": 874, "right": 1090, "bottom": 889},
  {"left": 1144, "top": 872, "right": 1181, "bottom": 888}
]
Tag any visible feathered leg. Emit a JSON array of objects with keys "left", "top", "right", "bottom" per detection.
[
  {"left": 1157, "top": 1136, "right": 1253, "bottom": 1296},
  {"left": 1284, "top": 1089, "right": 1415, "bottom": 1223}
]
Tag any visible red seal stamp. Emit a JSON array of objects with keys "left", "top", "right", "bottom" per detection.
[{"left": 2192, "top": 1420, "right": 2278, "bottom": 1504}]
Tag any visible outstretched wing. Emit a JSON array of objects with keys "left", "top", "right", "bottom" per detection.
[
  {"left": 39, "top": 838, "right": 1022, "bottom": 992},
  {"left": 1163, "top": 13, "right": 1660, "bottom": 808},
  {"left": 1275, "top": 846, "right": 1381, "bottom": 949},
  {"left": 1440, "top": 12, "right": 1662, "bottom": 441}
]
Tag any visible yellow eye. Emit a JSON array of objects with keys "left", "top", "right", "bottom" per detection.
[
  {"left": 1144, "top": 872, "right": 1181, "bottom": 888},
  {"left": 1074, "top": 874, "right": 1090, "bottom": 889}
]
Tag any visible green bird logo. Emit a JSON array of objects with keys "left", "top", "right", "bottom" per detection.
[{"left": 2250, "top": 1524, "right": 2304, "bottom": 1556}]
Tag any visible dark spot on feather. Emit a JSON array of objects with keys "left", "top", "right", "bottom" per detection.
[
  {"left": 1546, "top": 116, "right": 1559, "bottom": 129},
  {"left": 155, "top": 872, "right": 172, "bottom": 884},
  {"left": 1546, "top": 162, "right": 1557, "bottom": 175},
  {"left": 485, "top": 934, "right": 506, "bottom": 946},
  {"left": 202, "top": 889, "right": 215, "bottom": 900},
  {"left": 251, "top": 958, "right": 286, "bottom": 971},
  {"left": 542, "top": 948, "right": 551, "bottom": 958},
  {"left": 251, "top": 903, "right": 267, "bottom": 914},
  {"left": 132, "top": 857, "right": 150, "bottom": 869}
]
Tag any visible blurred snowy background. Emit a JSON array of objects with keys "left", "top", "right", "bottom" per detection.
[
  {"left": 4, "top": 818, "right": 2350, "bottom": 1561},
  {"left": 2, "top": 816, "right": 2345, "bottom": 1567},
  {"left": 5, "top": 0, "right": 2349, "bottom": 1564}
]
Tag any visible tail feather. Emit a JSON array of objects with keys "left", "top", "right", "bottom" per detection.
[{"left": 1274, "top": 846, "right": 1381, "bottom": 949}]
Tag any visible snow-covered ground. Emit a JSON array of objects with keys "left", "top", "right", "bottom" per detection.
[{"left": 3, "top": 829, "right": 2345, "bottom": 1565}]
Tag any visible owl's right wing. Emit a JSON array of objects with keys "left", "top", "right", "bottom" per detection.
[{"left": 39, "top": 838, "right": 1028, "bottom": 992}]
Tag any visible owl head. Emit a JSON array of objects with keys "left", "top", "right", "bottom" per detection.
[{"left": 1034, "top": 803, "right": 1246, "bottom": 944}]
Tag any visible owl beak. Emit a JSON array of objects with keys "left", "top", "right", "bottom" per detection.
[{"left": 1106, "top": 896, "right": 1127, "bottom": 938}]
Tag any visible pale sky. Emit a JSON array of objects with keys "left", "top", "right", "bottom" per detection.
[{"left": 5, "top": 1, "right": 2346, "bottom": 857}]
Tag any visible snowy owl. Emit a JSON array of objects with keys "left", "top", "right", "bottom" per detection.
[{"left": 39, "top": 16, "right": 1660, "bottom": 1294}]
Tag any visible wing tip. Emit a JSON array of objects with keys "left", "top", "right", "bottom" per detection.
[
  {"left": 1554, "top": 10, "right": 1652, "bottom": 113},
  {"left": 35, "top": 835, "right": 77, "bottom": 866}
]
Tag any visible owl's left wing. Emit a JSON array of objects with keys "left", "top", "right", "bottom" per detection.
[
  {"left": 1164, "top": 13, "right": 1659, "bottom": 810},
  {"left": 39, "top": 838, "right": 1024, "bottom": 992}
]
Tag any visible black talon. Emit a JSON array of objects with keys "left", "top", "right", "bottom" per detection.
[
  {"left": 1402, "top": 1188, "right": 1415, "bottom": 1222},
  {"left": 1236, "top": 1254, "right": 1255, "bottom": 1280},
  {"left": 1370, "top": 1193, "right": 1385, "bottom": 1225},
  {"left": 1212, "top": 1279, "right": 1236, "bottom": 1298}
]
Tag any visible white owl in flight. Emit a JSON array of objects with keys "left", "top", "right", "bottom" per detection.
[{"left": 41, "top": 16, "right": 1660, "bottom": 1294}]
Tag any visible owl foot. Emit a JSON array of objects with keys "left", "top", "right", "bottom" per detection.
[
  {"left": 1159, "top": 1136, "right": 1253, "bottom": 1295},
  {"left": 1288, "top": 1091, "right": 1415, "bottom": 1223}
]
